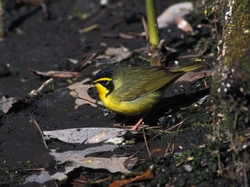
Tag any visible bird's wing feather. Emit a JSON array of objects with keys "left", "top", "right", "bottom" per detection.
[{"left": 113, "top": 67, "right": 185, "bottom": 101}]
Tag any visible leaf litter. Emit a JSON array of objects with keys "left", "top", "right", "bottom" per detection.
[
  {"left": 95, "top": 46, "right": 132, "bottom": 66},
  {"left": 68, "top": 77, "right": 97, "bottom": 107},
  {"left": 43, "top": 127, "right": 130, "bottom": 144},
  {"left": 1, "top": 1, "right": 215, "bottom": 186},
  {"left": 28, "top": 68, "right": 82, "bottom": 78},
  {"left": 0, "top": 96, "right": 19, "bottom": 113},
  {"left": 24, "top": 120, "right": 140, "bottom": 184},
  {"left": 157, "top": 2, "right": 194, "bottom": 29},
  {"left": 24, "top": 144, "right": 132, "bottom": 184}
]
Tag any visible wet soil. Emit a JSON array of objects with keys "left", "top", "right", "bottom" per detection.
[{"left": 0, "top": 0, "right": 219, "bottom": 186}]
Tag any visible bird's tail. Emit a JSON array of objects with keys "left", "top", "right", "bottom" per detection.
[{"left": 170, "top": 61, "right": 206, "bottom": 73}]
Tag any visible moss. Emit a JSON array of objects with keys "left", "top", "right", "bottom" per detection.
[
  {"left": 170, "top": 141, "right": 237, "bottom": 186},
  {"left": 210, "top": 0, "right": 250, "bottom": 185},
  {"left": 212, "top": 0, "right": 250, "bottom": 133},
  {"left": 0, "top": 161, "right": 36, "bottom": 186}
]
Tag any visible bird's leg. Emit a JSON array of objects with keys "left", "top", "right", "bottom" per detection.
[{"left": 131, "top": 112, "right": 149, "bottom": 131}]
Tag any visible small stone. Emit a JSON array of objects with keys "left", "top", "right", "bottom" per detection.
[{"left": 183, "top": 164, "right": 193, "bottom": 172}]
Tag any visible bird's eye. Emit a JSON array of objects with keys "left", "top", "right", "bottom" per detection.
[
  {"left": 100, "top": 80, "right": 109, "bottom": 86},
  {"left": 102, "top": 80, "right": 107, "bottom": 84}
]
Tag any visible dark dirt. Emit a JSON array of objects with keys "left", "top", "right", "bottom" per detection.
[{"left": 0, "top": 0, "right": 221, "bottom": 186}]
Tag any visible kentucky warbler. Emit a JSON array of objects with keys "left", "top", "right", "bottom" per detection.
[{"left": 86, "top": 62, "right": 204, "bottom": 130}]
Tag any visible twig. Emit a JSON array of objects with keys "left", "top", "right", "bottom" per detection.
[
  {"left": 243, "top": 165, "right": 248, "bottom": 187},
  {"left": 141, "top": 17, "right": 148, "bottom": 42},
  {"left": 29, "top": 78, "right": 53, "bottom": 97},
  {"left": 233, "top": 111, "right": 238, "bottom": 128},
  {"left": 54, "top": 181, "right": 59, "bottom": 187},
  {"left": 24, "top": 168, "right": 45, "bottom": 171},
  {"left": 142, "top": 123, "right": 152, "bottom": 160},
  {"left": 75, "top": 47, "right": 100, "bottom": 72},
  {"left": 164, "top": 121, "right": 184, "bottom": 157},
  {"left": 31, "top": 118, "right": 48, "bottom": 149},
  {"left": 79, "top": 24, "right": 99, "bottom": 33},
  {"left": 73, "top": 176, "right": 111, "bottom": 184},
  {"left": 83, "top": 9, "right": 106, "bottom": 28},
  {"left": 130, "top": 120, "right": 184, "bottom": 158},
  {"left": 178, "top": 43, "right": 208, "bottom": 59}
]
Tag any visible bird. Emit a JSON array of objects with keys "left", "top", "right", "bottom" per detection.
[{"left": 85, "top": 62, "right": 204, "bottom": 130}]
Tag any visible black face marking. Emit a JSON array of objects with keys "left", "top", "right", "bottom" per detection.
[
  {"left": 95, "top": 79, "right": 114, "bottom": 97},
  {"left": 92, "top": 68, "right": 114, "bottom": 81},
  {"left": 92, "top": 68, "right": 115, "bottom": 97},
  {"left": 103, "top": 81, "right": 114, "bottom": 97}
]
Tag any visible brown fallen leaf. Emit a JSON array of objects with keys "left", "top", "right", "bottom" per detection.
[
  {"left": 150, "top": 148, "right": 165, "bottom": 159},
  {"left": 28, "top": 68, "right": 82, "bottom": 78},
  {"left": 109, "top": 170, "right": 154, "bottom": 187},
  {"left": 123, "top": 157, "right": 138, "bottom": 171},
  {"left": 72, "top": 173, "right": 88, "bottom": 187},
  {"left": 157, "top": 2, "right": 194, "bottom": 29},
  {"left": 175, "top": 17, "right": 195, "bottom": 35},
  {"left": 75, "top": 48, "right": 100, "bottom": 72},
  {"left": 95, "top": 46, "right": 132, "bottom": 66},
  {"left": 68, "top": 78, "right": 97, "bottom": 107},
  {"left": 176, "top": 70, "right": 213, "bottom": 83}
]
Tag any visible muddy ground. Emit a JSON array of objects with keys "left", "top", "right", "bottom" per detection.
[{"left": 0, "top": 0, "right": 226, "bottom": 186}]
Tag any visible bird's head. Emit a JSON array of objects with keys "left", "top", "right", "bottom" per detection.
[{"left": 85, "top": 68, "right": 115, "bottom": 98}]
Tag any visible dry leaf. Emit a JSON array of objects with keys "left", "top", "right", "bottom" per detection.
[
  {"left": 110, "top": 170, "right": 154, "bottom": 187},
  {"left": 28, "top": 68, "right": 81, "bottom": 78},
  {"left": 24, "top": 145, "right": 119, "bottom": 184},
  {"left": 176, "top": 70, "right": 213, "bottom": 83},
  {"left": 123, "top": 157, "right": 138, "bottom": 170},
  {"left": 0, "top": 96, "right": 19, "bottom": 113},
  {"left": 43, "top": 127, "right": 128, "bottom": 144},
  {"left": 157, "top": 2, "right": 193, "bottom": 29},
  {"left": 175, "top": 18, "right": 195, "bottom": 35},
  {"left": 78, "top": 157, "right": 130, "bottom": 173},
  {"left": 67, "top": 78, "right": 97, "bottom": 107},
  {"left": 95, "top": 46, "right": 132, "bottom": 66}
]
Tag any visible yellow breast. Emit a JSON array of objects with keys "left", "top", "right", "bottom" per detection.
[{"left": 94, "top": 83, "right": 163, "bottom": 116}]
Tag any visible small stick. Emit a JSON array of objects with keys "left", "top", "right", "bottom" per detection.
[
  {"left": 130, "top": 121, "right": 184, "bottom": 158},
  {"left": 31, "top": 118, "right": 48, "bottom": 149},
  {"left": 73, "top": 176, "right": 111, "bottom": 184},
  {"left": 164, "top": 121, "right": 183, "bottom": 157},
  {"left": 142, "top": 123, "right": 152, "bottom": 160},
  {"left": 75, "top": 47, "right": 100, "bottom": 72}
]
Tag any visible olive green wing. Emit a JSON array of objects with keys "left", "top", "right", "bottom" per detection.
[{"left": 113, "top": 67, "right": 185, "bottom": 102}]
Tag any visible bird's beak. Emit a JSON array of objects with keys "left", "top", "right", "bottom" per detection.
[{"left": 83, "top": 79, "right": 94, "bottom": 85}]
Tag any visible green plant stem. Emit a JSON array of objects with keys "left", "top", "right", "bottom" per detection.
[{"left": 145, "top": 0, "right": 159, "bottom": 46}]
